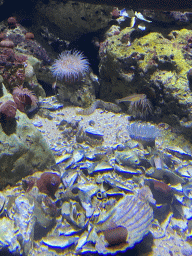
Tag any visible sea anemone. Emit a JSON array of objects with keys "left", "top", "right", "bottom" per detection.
[
  {"left": 12, "top": 86, "right": 38, "bottom": 112},
  {"left": 25, "top": 32, "right": 34, "bottom": 40},
  {"left": 127, "top": 122, "right": 161, "bottom": 144},
  {"left": 7, "top": 17, "right": 17, "bottom": 29},
  {"left": 111, "top": 8, "right": 120, "bottom": 19},
  {"left": 116, "top": 94, "right": 153, "bottom": 119},
  {"left": 37, "top": 172, "right": 60, "bottom": 198},
  {"left": 51, "top": 50, "right": 89, "bottom": 82},
  {"left": 0, "top": 100, "right": 17, "bottom": 120}
]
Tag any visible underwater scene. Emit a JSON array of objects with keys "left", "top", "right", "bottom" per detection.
[{"left": 1, "top": 0, "right": 192, "bottom": 255}]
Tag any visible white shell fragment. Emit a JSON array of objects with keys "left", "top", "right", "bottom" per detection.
[
  {"left": 42, "top": 236, "right": 79, "bottom": 248},
  {"left": 114, "top": 164, "right": 142, "bottom": 175},
  {"left": 0, "top": 192, "right": 5, "bottom": 215},
  {"left": 13, "top": 195, "right": 35, "bottom": 255},
  {"left": 76, "top": 231, "right": 89, "bottom": 251},
  {"left": 56, "top": 153, "right": 71, "bottom": 164},
  {"left": 85, "top": 127, "right": 104, "bottom": 137},
  {"left": 135, "top": 11, "right": 152, "bottom": 22},
  {"left": 92, "top": 162, "right": 113, "bottom": 173},
  {"left": 0, "top": 217, "right": 20, "bottom": 252}
]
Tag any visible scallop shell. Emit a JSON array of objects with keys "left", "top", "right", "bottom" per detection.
[{"left": 96, "top": 186, "right": 155, "bottom": 250}]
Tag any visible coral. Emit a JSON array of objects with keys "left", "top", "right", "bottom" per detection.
[
  {"left": 25, "top": 32, "right": 34, "bottom": 40},
  {"left": 12, "top": 86, "right": 38, "bottom": 112},
  {"left": 111, "top": 8, "right": 120, "bottom": 19},
  {"left": 7, "top": 17, "right": 17, "bottom": 29},
  {"left": 51, "top": 50, "right": 89, "bottom": 82},
  {"left": 20, "top": 40, "right": 51, "bottom": 64},
  {"left": 36, "top": 172, "right": 60, "bottom": 197},
  {"left": 0, "top": 39, "right": 15, "bottom": 48},
  {"left": 0, "top": 48, "right": 27, "bottom": 91},
  {"left": 0, "top": 100, "right": 17, "bottom": 120}
]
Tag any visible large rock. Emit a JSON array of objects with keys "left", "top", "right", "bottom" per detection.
[
  {"left": 35, "top": 0, "right": 112, "bottom": 41},
  {"left": 0, "top": 84, "right": 55, "bottom": 188},
  {"left": 98, "top": 27, "right": 192, "bottom": 121}
]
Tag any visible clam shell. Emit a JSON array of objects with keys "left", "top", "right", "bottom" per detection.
[
  {"left": 103, "top": 175, "right": 134, "bottom": 192},
  {"left": 114, "top": 164, "right": 142, "bottom": 175},
  {"left": 56, "top": 153, "right": 71, "bottom": 164},
  {"left": 183, "top": 182, "right": 192, "bottom": 199},
  {"left": 75, "top": 183, "right": 99, "bottom": 195},
  {"left": 76, "top": 231, "right": 89, "bottom": 251},
  {"left": 182, "top": 205, "right": 192, "bottom": 219},
  {"left": 78, "top": 190, "right": 94, "bottom": 218},
  {"left": 166, "top": 146, "right": 192, "bottom": 160},
  {"left": 0, "top": 192, "right": 6, "bottom": 215},
  {"left": 146, "top": 167, "right": 185, "bottom": 185},
  {"left": 65, "top": 150, "right": 85, "bottom": 169},
  {"left": 96, "top": 186, "right": 154, "bottom": 248},
  {"left": 42, "top": 236, "right": 78, "bottom": 248},
  {"left": 39, "top": 99, "right": 63, "bottom": 111},
  {"left": 73, "top": 149, "right": 85, "bottom": 162},
  {"left": 62, "top": 171, "right": 78, "bottom": 188},
  {"left": 85, "top": 127, "right": 104, "bottom": 137},
  {"left": 90, "top": 162, "right": 113, "bottom": 174},
  {"left": 175, "top": 164, "right": 192, "bottom": 178},
  {"left": 115, "top": 150, "right": 140, "bottom": 166}
]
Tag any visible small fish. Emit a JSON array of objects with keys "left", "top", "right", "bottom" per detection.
[
  {"left": 120, "top": 9, "right": 152, "bottom": 22},
  {"left": 52, "top": 81, "right": 58, "bottom": 95},
  {"left": 137, "top": 23, "right": 146, "bottom": 31},
  {"left": 119, "top": 9, "right": 151, "bottom": 29},
  {"left": 135, "top": 12, "right": 152, "bottom": 23},
  {"left": 120, "top": 8, "right": 135, "bottom": 18},
  {"left": 116, "top": 94, "right": 147, "bottom": 104}
]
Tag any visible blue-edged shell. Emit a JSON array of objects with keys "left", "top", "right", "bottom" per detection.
[{"left": 85, "top": 127, "right": 104, "bottom": 137}]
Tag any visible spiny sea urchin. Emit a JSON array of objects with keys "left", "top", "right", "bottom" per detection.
[
  {"left": 51, "top": 50, "right": 89, "bottom": 82},
  {"left": 117, "top": 94, "right": 153, "bottom": 119}
]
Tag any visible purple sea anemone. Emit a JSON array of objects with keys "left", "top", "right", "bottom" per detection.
[{"left": 51, "top": 50, "right": 89, "bottom": 82}]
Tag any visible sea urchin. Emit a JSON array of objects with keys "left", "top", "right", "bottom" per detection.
[
  {"left": 117, "top": 94, "right": 153, "bottom": 119},
  {"left": 51, "top": 50, "right": 89, "bottom": 82}
]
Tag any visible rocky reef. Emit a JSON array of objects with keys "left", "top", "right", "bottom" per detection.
[{"left": 0, "top": 1, "right": 192, "bottom": 256}]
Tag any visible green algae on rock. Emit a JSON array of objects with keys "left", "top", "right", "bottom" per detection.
[
  {"left": 0, "top": 84, "right": 55, "bottom": 188},
  {"left": 99, "top": 28, "right": 192, "bottom": 122}
]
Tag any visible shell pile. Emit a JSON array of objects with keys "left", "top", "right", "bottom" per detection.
[{"left": 1, "top": 102, "right": 192, "bottom": 255}]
